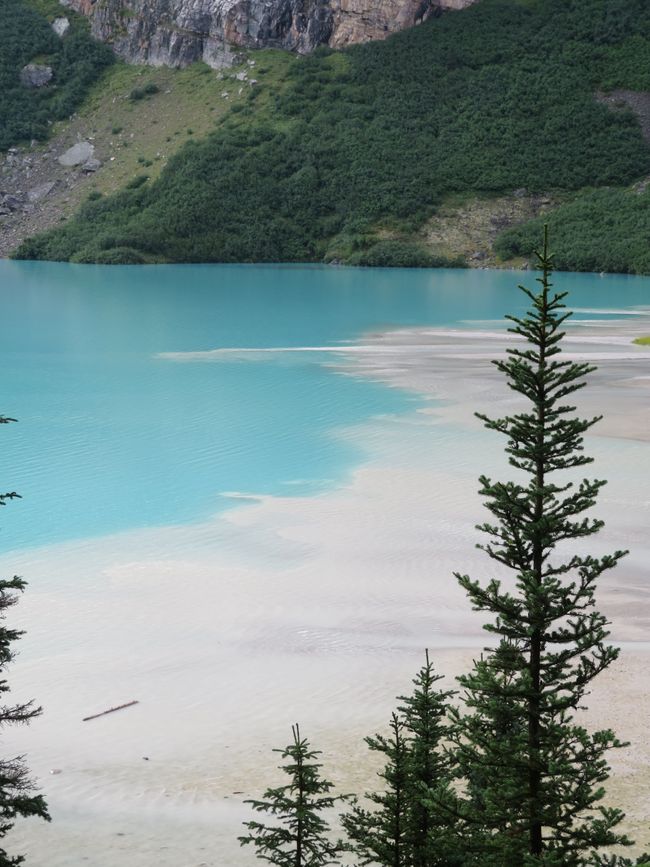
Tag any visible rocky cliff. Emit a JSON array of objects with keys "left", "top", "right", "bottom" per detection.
[{"left": 61, "top": 0, "right": 477, "bottom": 67}]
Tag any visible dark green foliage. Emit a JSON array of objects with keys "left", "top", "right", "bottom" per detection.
[
  {"left": 398, "top": 654, "right": 461, "bottom": 867},
  {"left": 128, "top": 82, "right": 159, "bottom": 101},
  {"left": 348, "top": 241, "right": 464, "bottom": 269},
  {"left": 0, "top": 0, "right": 113, "bottom": 151},
  {"left": 342, "top": 714, "right": 411, "bottom": 867},
  {"left": 239, "top": 724, "right": 345, "bottom": 866},
  {"left": 495, "top": 187, "right": 650, "bottom": 274},
  {"left": 450, "top": 232, "right": 631, "bottom": 865},
  {"left": 125, "top": 174, "right": 150, "bottom": 190},
  {"left": 592, "top": 855, "right": 650, "bottom": 867},
  {"left": 90, "top": 247, "right": 147, "bottom": 265},
  {"left": 343, "top": 653, "right": 460, "bottom": 866},
  {"left": 0, "top": 416, "right": 50, "bottom": 866},
  {"left": 17, "top": 0, "right": 650, "bottom": 265}
]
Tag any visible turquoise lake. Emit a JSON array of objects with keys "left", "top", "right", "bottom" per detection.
[{"left": 1, "top": 259, "right": 649, "bottom": 553}]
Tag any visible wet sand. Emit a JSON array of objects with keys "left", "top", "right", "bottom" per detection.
[{"left": 3, "top": 312, "right": 650, "bottom": 864}]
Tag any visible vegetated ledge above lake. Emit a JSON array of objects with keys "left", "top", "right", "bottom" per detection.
[{"left": 9, "top": 0, "right": 650, "bottom": 273}]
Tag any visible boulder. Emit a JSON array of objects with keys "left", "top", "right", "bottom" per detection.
[
  {"left": 58, "top": 142, "right": 95, "bottom": 167},
  {"left": 52, "top": 17, "right": 71, "bottom": 37},
  {"left": 20, "top": 64, "right": 54, "bottom": 88},
  {"left": 1, "top": 193, "right": 26, "bottom": 212},
  {"left": 28, "top": 181, "right": 56, "bottom": 203},
  {"left": 81, "top": 158, "right": 102, "bottom": 173}
]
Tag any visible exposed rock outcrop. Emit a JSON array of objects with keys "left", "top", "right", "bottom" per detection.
[
  {"left": 20, "top": 64, "right": 54, "bottom": 88},
  {"left": 0, "top": 132, "right": 106, "bottom": 257},
  {"left": 58, "top": 141, "right": 95, "bottom": 167},
  {"left": 52, "top": 17, "right": 71, "bottom": 37},
  {"left": 63, "top": 0, "right": 477, "bottom": 68}
]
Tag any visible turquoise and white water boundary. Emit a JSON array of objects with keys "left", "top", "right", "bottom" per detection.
[{"left": 1, "top": 261, "right": 649, "bottom": 864}]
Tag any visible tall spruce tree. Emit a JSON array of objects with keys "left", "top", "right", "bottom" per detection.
[
  {"left": 450, "top": 230, "right": 631, "bottom": 865},
  {"left": 0, "top": 415, "right": 50, "bottom": 866},
  {"left": 343, "top": 653, "right": 459, "bottom": 866},
  {"left": 239, "top": 724, "right": 344, "bottom": 866}
]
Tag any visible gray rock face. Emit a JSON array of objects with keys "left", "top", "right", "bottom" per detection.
[
  {"left": 64, "top": 0, "right": 478, "bottom": 68},
  {"left": 58, "top": 142, "right": 95, "bottom": 167},
  {"left": 28, "top": 181, "right": 57, "bottom": 203},
  {"left": 1, "top": 193, "right": 26, "bottom": 212},
  {"left": 52, "top": 17, "right": 71, "bottom": 36},
  {"left": 20, "top": 64, "right": 54, "bottom": 88}
]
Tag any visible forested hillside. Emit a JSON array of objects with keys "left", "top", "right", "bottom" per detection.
[
  {"left": 496, "top": 185, "right": 650, "bottom": 273},
  {"left": 14, "top": 0, "right": 650, "bottom": 269},
  {"left": 0, "top": 0, "right": 113, "bottom": 152}
]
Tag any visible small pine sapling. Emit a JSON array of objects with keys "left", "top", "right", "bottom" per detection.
[
  {"left": 239, "top": 724, "right": 344, "bottom": 866},
  {"left": 397, "top": 650, "right": 460, "bottom": 866},
  {"left": 343, "top": 652, "right": 458, "bottom": 866}
]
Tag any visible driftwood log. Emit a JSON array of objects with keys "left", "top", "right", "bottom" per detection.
[{"left": 82, "top": 700, "right": 139, "bottom": 722}]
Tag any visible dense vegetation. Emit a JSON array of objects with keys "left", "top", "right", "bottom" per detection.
[
  {"left": 0, "top": 0, "right": 113, "bottom": 152},
  {"left": 15, "top": 0, "right": 650, "bottom": 265},
  {"left": 495, "top": 186, "right": 650, "bottom": 273}
]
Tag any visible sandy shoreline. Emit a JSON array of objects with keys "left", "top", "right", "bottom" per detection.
[{"left": 2, "top": 312, "right": 650, "bottom": 864}]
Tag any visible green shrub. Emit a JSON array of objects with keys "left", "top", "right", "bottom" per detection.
[
  {"left": 125, "top": 174, "right": 149, "bottom": 189},
  {"left": 128, "top": 82, "right": 159, "bottom": 101},
  {"left": 79, "top": 246, "right": 147, "bottom": 264},
  {"left": 349, "top": 240, "right": 463, "bottom": 268}
]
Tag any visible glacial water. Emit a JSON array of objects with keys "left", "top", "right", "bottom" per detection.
[{"left": 1, "top": 258, "right": 649, "bottom": 553}]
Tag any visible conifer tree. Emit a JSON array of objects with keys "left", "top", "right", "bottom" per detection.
[
  {"left": 342, "top": 713, "right": 411, "bottom": 867},
  {"left": 343, "top": 653, "right": 459, "bottom": 866},
  {"left": 0, "top": 415, "right": 50, "bottom": 866},
  {"left": 450, "top": 230, "right": 631, "bottom": 865},
  {"left": 396, "top": 651, "right": 459, "bottom": 867},
  {"left": 239, "top": 724, "right": 344, "bottom": 866}
]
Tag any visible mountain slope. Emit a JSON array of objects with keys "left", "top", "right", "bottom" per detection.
[{"left": 16, "top": 0, "right": 650, "bottom": 269}]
